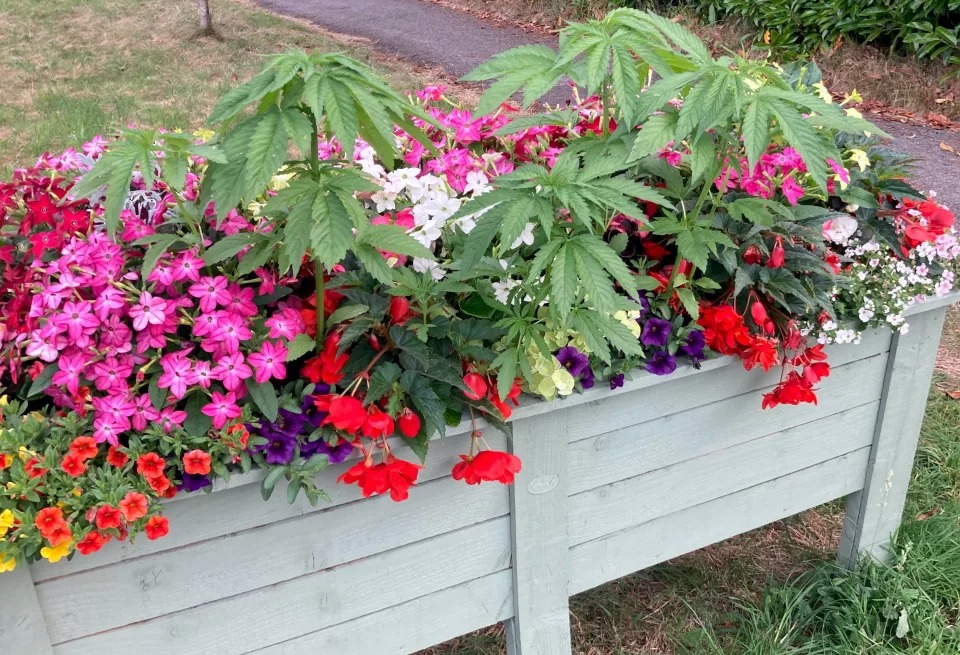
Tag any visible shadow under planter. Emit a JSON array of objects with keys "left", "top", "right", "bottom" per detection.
[{"left": 4, "top": 294, "right": 956, "bottom": 655}]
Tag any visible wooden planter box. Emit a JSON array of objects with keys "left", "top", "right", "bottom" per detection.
[{"left": 4, "top": 296, "right": 954, "bottom": 655}]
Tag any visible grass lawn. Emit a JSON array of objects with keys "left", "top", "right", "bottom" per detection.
[
  {"left": 2, "top": 2, "right": 958, "bottom": 653},
  {"left": 0, "top": 0, "right": 443, "bottom": 174}
]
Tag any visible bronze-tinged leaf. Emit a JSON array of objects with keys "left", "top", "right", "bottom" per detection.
[{"left": 916, "top": 508, "right": 943, "bottom": 521}]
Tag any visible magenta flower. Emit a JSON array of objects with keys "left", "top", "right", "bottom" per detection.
[
  {"left": 189, "top": 276, "right": 230, "bottom": 313},
  {"left": 193, "top": 360, "right": 214, "bottom": 389},
  {"left": 247, "top": 340, "right": 288, "bottom": 384},
  {"left": 52, "top": 352, "right": 88, "bottom": 396},
  {"left": 158, "top": 406, "right": 187, "bottom": 433},
  {"left": 26, "top": 326, "right": 66, "bottom": 362},
  {"left": 54, "top": 300, "right": 100, "bottom": 342},
  {"left": 264, "top": 307, "right": 305, "bottom": 340},
  {"left": 781, "top": 177, "right": 804, "bottom": 206},
  {"left": 171, "top": 250, "right": 205, "bottom": 283},
  {"left": 93, "top": 287, "right": 128, "bottom": 322},
  {"left": 132, "top": 393, "right": 160, "bottom": 431},
  {"left": 157, "top": 352, "right": 199, "bottom": 399},
  {"left": 90, "top": 355, "right": 133, "bottom": 392},
  {"left": 212, "top": 352, "right": 253, "bottom": 391},
  {"left": 211, "top": 313, "right": 252, "bottom": 353},
  {"left": 202, "top": 391, "right": 242, "bottom": 429},
  {"left": 192, "top": 311, "right": 222, "bottom": 337},
  {"left": 99, "top": 315, "right": 133, "bottom": 352},
  {"left": 92, "top": 394, "right": 135, "bottom": 432},
  {"left": 129, "top": 291, "right": 169, "bottom": 331},
  {"left": 225, "top": 282, "right": 257, "bottom": 317},
  {"left": 93, "top": 416, "right": 123, "bottom": 445}
]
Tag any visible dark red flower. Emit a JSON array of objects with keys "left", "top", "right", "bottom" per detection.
[
  {"left": 761, "top": 372, "right": 818, "bottom": 409},
  {"left": 697, "top": 304, "right": 751, "bottom": 355},
  {"left": 452, "top": 450, "right": 522, "bottom": 485},
  {"left": 749, "top": 301, "right": 775, "bottom": 335},
  {"left": 389, "top": 296, "right": 413, "bottom": 325},
  {"left": 742, "top": 244, "right": 762, "bottom": 265},
  {"left": 301, "top": 332, "right": 349, "bottom": 385},
  {"left": 28, "top": 230, "right": 63, "bottom": 258},
  {"left": 25, "top": 457, "right": 46, "bottom": 478}
]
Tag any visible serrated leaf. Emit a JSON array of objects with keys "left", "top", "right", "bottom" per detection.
[
  {"left": 327, "top": 304, "right": 370, "bottom": 326},
  {"left": 285, "top": 334, "right": 317, "bottom": 362}
]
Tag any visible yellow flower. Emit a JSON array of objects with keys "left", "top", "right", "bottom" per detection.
[
  {"left": 849, "top": 149, "right": 871, "bottom": 172},
  {"left": 551, "top": 369, "right": 575, "bottom": 396},
  {"left": 269, "top": 171, "right": 295, "bottom": 191},
  {"left": 29, "top": 411, "right": 45, "bottom": 423},
  {"left": 193, "top": 128, "right": 216, "bottom": 141},
  {"left": 72, "top": 488, "right": 83, "bottom": 497},
  {"left": 813, "top": 82, "right": 833, "bottom": 104},
  {"left": 842, "top": 89, "right": 863, "bottom": 105},
  {"left": 0, "top": 556, "right": 16, "bottom": 573},
  {"left": 0, "top": 394, "right": 8, "bottom": 406},
  {"left": 40, "top": 541, "right": 72, "bottom": 564},
  {"left": 614, "top": 310, "right": 642, "bottom": 339},
  {"left": 0, "top": 509, "right": 14, "bottom": 537}
]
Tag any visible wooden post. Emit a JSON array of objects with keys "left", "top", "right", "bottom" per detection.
[
  {"left": 504, "top": 410, "right": 573, "bottom": 655},
  {"left": 838, "top": 306, "right": 948, "bottom": 567},
  {"left": 0, "top": 564, "right": 54, "bottom": 653}
]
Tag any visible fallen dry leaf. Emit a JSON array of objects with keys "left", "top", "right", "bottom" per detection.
[
  {"left": 943, "top": 389, "right": 960, "bottom": 399},
  {"left": 916, "top": 508, "right": 943, "bottom": 521},
  {"left": 941, "top": 141, "right": 957, "bottom": 153}
]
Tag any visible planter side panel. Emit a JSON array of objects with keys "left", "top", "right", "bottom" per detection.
[
  {"left": 37, "top": 432, "right": 511, "bottom": 655},
  {"left": 566, "top": 338, "right": 890, "bottom": 592}
]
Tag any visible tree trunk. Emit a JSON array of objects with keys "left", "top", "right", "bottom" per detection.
[{"left": 199, "top": 0, "right": 214, "bottom": 34}]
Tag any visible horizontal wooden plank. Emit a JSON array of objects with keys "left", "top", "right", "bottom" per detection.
[
  {"left": 903, "top": 290, "right": 960, "bottom": 316},
  {"left": 0, "top": 565, "right": 53, "bottom": 654},
  {"left": 245, "top": 571, "right": 514, "bottom": 655},
  {"left": 568, "top": 354, "right": 887, "bottom": 494},
  {"left": 32, "top": 429, "right": 505, "bottom": 582},
  {"left": 41, "top": 474, "right": 510, "bottom": 644},
  {"left": 569, "top": 446, "right": 872, "bottom": 594},
  {"left": 568, "top": 401, "right": 880, "bottom": 546},
  {"left": 502, "top": 326, "right": 890, "bottom": 432},
  {"left": 54, "top": 516, "right": 512, "bottom": 655}
]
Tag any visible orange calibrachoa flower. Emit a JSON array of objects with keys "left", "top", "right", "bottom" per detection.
[
  {"left": 76, "top": 531, "right": 108, "bottom": 555},
  {"left": 69, "top": 436, "right": 99, "bottom": 461},
  {"left": 136, "top": 453, "right": 166, "bottom": 479},
  {"left": 95, "top": 505, "right": 123, "bottom": 531},
  {"left": 144, "top": 516, "right": 170, "bottom": 540},
  {"left": 118, "top": 492, "right": 149, "bottom": 522},
  {"left": 106, "top": 446, "right": 129, "bottom": 467},
  {"left": 61, "top": 452, "right": 87, "bottom": 477},
  {"left": 182, "top": 450, "right": 212, "bottom": 476}
]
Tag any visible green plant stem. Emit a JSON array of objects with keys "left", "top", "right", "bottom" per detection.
[{"left": 315, "top": 265, "right": 325, "bottom": 349}]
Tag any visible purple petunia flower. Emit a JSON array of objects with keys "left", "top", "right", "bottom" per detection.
[
  {"left": 311, "top": 438, "right": 355, "bottom": 464},
  {"left": 580, "top": 367, "right": 595, "bottom": 389},
  {"left": 640, "top": 317, "right": 673, "bottom": 347},
  {"left": 680, "top": 329, "right": 706, "bottom": 363},
  {"left": 556, "top": 346, "right": 590, "bottom": 377},
  {"left": 263, "top": 430, "right": 297, "bottom": 465},
  {"left": 646, "top": 350, "right": 677, "bottom": 376},
  {"left": 180, "top": 472, "right": 212, "bottom": 492},
  {"left": 609, "top": 373, "right": 625, "bottom": 390}
]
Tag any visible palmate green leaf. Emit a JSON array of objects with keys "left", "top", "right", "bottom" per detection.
[
  {"left": 462, "top": 44, "right": 563, "bottom": 116},
  {"left": 310, "top": 192, "right": 357, "bottom": 270},
  {"left": 352, "top": 244, "right": 394, "bottom": 284},
  {"left": 201, "top": 117, "right": 260, "bottom": 221},
  {"left": 630, "top": 113, "right": 679, "bottom": 160},
  {"left": 207, "top": 51, "right": 310, "bottom": 125},
  {"left": 70, "top": 131, "right": 156, "bottom": 234},
  {"left": 202, "top": 233, "right": 263, "bottom": 266},
  {"left": 743, "top": 97, "right": 773, "bottom": 170},
  {"left": 571, "top": 233, "right": 639, "bottom": 300},
  {"left": 357, "top": 224, "right": 434, "bottom": 260},
  {"left": 570, "top": 244, "right": 617, "bottom": 313},
  {"left": 769, "top": 102, "right": 832, "bottom": 191},
  {"left": 549, "top": 243, "right": 577, "bottom": 321},
  {"left": 244, "top": 106, "right": 290, "bottom": 199}
]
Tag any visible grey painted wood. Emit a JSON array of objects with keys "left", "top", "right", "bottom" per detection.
[
  {"left": 568, "top": 354, "right": 886, "bottom": 494},
  {"left": 245, "top": 571, "right": 514, "bottom": 655},
  {"left": 838, "top": 306, "right": 949, "bottom": 566},
  {"left": 504, "top": 410, "right": 573, "bottom": 655},
  {"left": 568, "top": 401, "right": 878, "bottom": 546},
  {"left": 569, "top": 447, "right": 872, "bottom": 594},
  {"left": 563, "top": 327, "right": 891, "bottom": 445},
  {"left": 0, "top": 564, "right": 54, "bottom": 654},
  {"left": 32, "top": 429, "right": 507, "bottom": 582},
  {"left": 40, "top": 475, "right": 509, "bottom": 643},
  {"left": 54, "top": 517, "right": 512, "bottom": 655}
]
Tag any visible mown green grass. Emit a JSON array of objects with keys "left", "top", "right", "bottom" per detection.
[{"left": 0, "top": 0, "right": 433, "bottom": 174}]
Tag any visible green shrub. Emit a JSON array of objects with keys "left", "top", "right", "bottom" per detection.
[{"left": 701, "top": 0, "right": 960, "bottom": 69}]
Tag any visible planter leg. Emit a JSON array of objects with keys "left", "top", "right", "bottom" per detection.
[
  {"left": 0, "top": 564, "right": 54, "bottom": 653},
  {"left": 837, "top": 306, "right": 948, "bottom": 568},
  {"left": 504, "top": 410, "right": 573, "bottom": 655}
]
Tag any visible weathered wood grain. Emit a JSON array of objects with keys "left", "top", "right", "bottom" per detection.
[
  {"left": 40, "top": 474, "right": 509, "bottom": 644},
  {"left": 54, "top": 517, "right": 512, "bottom": 655},
  {"left": 568, "top": 401, "right": 879, "bottom": 546},
  {"left": 245, "top": 571, "right": 514, "bottom": 655},
  {"left": 0, "top": 565, "right": 53, "bottom": 654},
  {"left": 838, "top": 306, "right": 949, "bottom": 565},
  {"left": 569, "top": 447, "right": 872, "bottom": 594},
  {"left": 568, "top": 354, "right": 886, "bottom": 494},
  {"left": 504, "top": 410, "right": 573, "bottom": 655},
  {"left": 32, "top": 429, "right": 506, "bottom": 583}
]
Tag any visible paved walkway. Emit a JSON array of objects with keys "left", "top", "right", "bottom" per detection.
[{"left": 256, "top": 0, "right": 960, "bottom": 208}]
